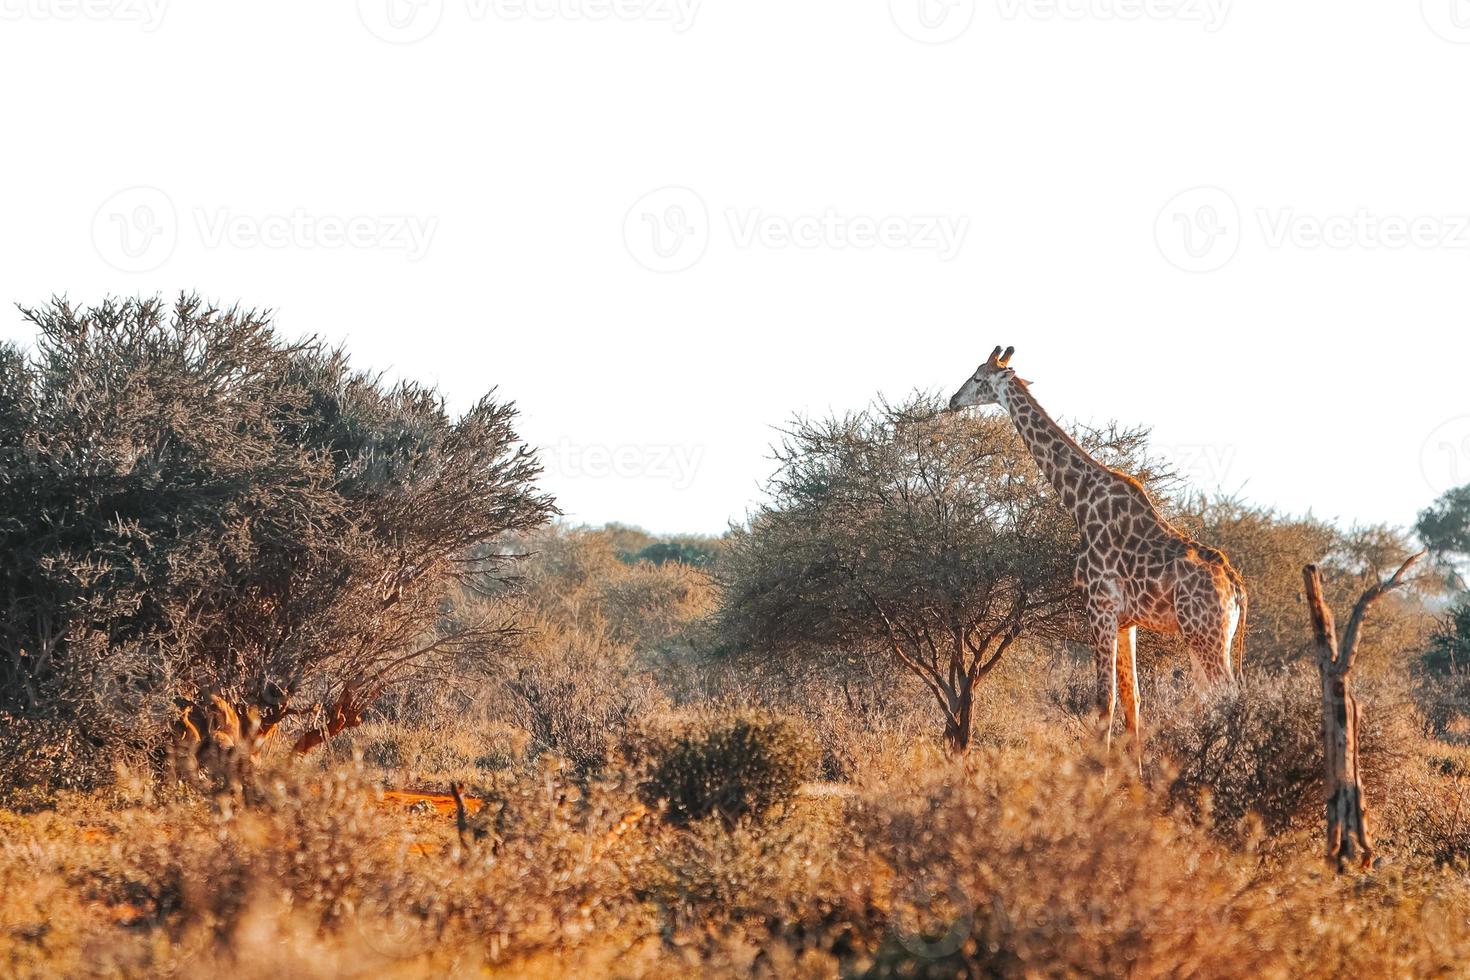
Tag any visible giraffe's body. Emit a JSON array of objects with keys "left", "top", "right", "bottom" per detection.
[{"left": 950, "top": 347, "right": 1246, "bottom": 756}]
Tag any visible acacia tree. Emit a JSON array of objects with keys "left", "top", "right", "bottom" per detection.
[
  {"left": 722, "top": 394, "right": 1159, "bottom": 753},
  {"left": 0, "top": 295, "right": 554, "bottom": 777}
]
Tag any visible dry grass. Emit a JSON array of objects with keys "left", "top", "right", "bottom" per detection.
[{"left": 6, "top": 706, "right": 1470, "bottom": 978}]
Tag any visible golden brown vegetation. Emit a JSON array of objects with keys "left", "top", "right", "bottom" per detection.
[
  {"left": 3, "top": 521, "right": 1469, "bottom": 978},
  {"left": 5, "top": 306, "right": 1470, "bottom": 978}
]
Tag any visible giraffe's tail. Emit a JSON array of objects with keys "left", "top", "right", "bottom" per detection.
[{"left": 1227, "top": 566, "right": 1248, "bottom": 678}]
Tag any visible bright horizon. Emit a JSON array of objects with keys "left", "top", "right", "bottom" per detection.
[{"left": 3, "top": 3, "right": 1468, "bottom": 535}]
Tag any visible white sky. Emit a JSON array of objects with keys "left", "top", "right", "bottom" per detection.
[{"left": 3, "top": 1, "right": 1469, "bottom": 535}]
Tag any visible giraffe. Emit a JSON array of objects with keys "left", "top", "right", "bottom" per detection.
[{"left": 949, "top": 346, "right": 1247, "bottom": 761}]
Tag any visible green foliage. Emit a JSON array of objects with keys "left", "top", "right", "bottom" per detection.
[
  {"left": 1417, "top": 601, "right": 1470, "bottom": 734},
  {"left": 1418, "top": 483, "right": 1470, "bottom": 561},
  {"left": 631, "top": 540, "right": 718, "bottom": 568},
  {"left": 637, "top": 712, "right": 820, "bottom": 826},
  {"left": 1426, "top": 602, "right": 1470, "bottom": 677},
  {"left": 0, "top": 295, "right": 553, "bottom": 777},
  {"left": 596, "top": 522, "right": 723, "bottom": 568}
]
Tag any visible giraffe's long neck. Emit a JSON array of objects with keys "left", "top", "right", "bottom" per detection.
[{"left": 994, "top": 375, "right": 1106, "bottom": 527}]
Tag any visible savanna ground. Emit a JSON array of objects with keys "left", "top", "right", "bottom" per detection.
[{"left": 5, "top": 298, "right": 1470, "bottom": 978}]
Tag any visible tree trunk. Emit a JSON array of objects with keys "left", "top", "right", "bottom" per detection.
[
  {"left": 944, "top": 676, "right": 975, "bottom": 754},
  {"left": 1302, "top": 554, "right": 1421, "bottom": 872},
  {"left": 291, "top": 681, "right": 375, "bottom": 754}
]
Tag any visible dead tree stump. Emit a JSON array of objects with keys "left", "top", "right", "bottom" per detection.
[{"left": 1302, "top": 552, "right": 1422, "bottom": 872}]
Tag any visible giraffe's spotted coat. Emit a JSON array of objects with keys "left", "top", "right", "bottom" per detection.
[{"left": 951, "top": 347, "right": 1248, "bottom": 756}]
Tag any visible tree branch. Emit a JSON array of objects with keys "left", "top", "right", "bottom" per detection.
[{"left": 1338, "top": 551, "right": 1424, "bottom": 670}]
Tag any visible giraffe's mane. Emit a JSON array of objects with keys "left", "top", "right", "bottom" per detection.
[
  {"left": 1011, "top": 377, "right": 1164, "bottom": 510},
  {"left": 1008, "top": 378, "right": 1108, "bottom": 474}
]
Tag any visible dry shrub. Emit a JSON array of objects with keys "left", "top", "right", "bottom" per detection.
[
  {"left": 507, "top": 626, "right": 666, "bottom": 776},
  {"left": 694, "top": 652, "right": 936, "bottom": 784},
  {"left": 855, "top": 742, "right": 1271, "bottom": 977},
  {"left": 634, "top": 794, "right": 874, "bottom": 973},
  {"left": 635, "top": 711, "right": 821, "bottom": 826},
  {"left": 1375, "top": 746, "right": 1470, "bottom": 867},
  {"left": 1, "top": 759, "right": 661, "bottom": 977},
  {"left": 1148, "top": 667, "right": 1414, "bottom": 842},
  {"left": 8, "top": 744, "right": 1470, "bottom": 977},
  {"left": 324, "top": 719, "right": 526, "bottom": 786},
  {"left": 0, "top": 713, "right": 120, "bottom": 808},
  {"left": 491, "top": 525, "right": 714, "bottom": 777},
  {"left": 854, "top": 741, "right": 1470, "bottom": 979}
]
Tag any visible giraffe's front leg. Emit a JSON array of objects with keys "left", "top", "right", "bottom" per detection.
[{"left": 1086, "top": 599, "right": 1121, "bottom": 751}]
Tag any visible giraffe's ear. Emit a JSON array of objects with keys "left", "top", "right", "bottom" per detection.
[{"left": 998, "top": 346, "right": 1015, "bottom": 367}]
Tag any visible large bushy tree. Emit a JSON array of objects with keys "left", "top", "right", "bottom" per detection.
[
  {"left": 0, "top": 295, "right": 554, "bottom": 772},
  {"left": 1418, "top": 483, "right": 1470, "bottom": 566},
  {"left": 721, "top": 394, "right": 1161, "bottom": 753}
]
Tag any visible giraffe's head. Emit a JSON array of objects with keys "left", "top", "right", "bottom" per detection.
[{"left": 948, "top": 345, "right": 1016, "bottom": 410}]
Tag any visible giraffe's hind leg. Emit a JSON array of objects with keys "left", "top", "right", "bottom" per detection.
[
  {"left": 1177, "top": 589, "right": 1234, "bottom": 690},
  {"left": 1115, "top": 626, "right": 1143, "bottom": 774}
]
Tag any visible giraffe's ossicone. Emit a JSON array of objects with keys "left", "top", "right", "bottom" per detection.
[{"left": 950, "top": 346, "right": 1247, "bottom": 763}]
